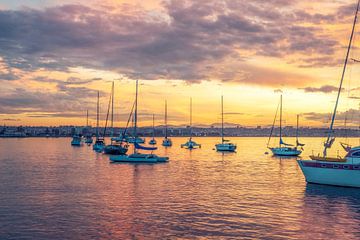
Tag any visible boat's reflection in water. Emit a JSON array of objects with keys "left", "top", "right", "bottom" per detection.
[{"left": 300, "top": 184, "right": 360, "bottom": 239}]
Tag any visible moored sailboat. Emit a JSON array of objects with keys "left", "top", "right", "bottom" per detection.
[
  {"left": 162, "top": 100, "right": 172, "bottom": 147},
  {"left": 181, "top": 98, "right": 201, "bottom": 149},
  {"left": 298, "top": 0, "right": 360, "bottom": 188},
  {"left": 84, "top": 110, "right": 93, "bottom": 144},
  {"left": 267, "top": 95, "right": 302, "bottom": 156},
  {"left": 148, "top": 114, "right": 157, "bottom": 145},
  {"left": 110, "top": 80, "right": 169, "bottom": 163},
  {"left": 215, "top": 96, "right": 236, "bottom": 152},
  {"left": 104, "top": 82, "right": 128, "bottom": 155},
  {"left": 93, "top": 91, "right": 105, "bottom": 152}
]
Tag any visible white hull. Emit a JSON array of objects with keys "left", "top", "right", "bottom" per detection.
[
  {"left": 127, "top": 137, "right": 145, "bottom": 143},
  {"left": 93, "top": 143, "right": 105, "bottom": 152},
  {"left": 110, "top": 153, "right": 169, "bottom": 163},
  {"left": 71, "top": 137, "right": 83, "bottom": 146},
  {"left": 181, "top": 140, "right": 201, "bottom": 149},
  {"left": 215, "top": 143, "right": 236, "bottom": 152},
  {"left": 162, "top": 138, "right": 172, "bottom": 146},
  {"left": 270, "top": 147, "right": 301, "bottom": 156},
  {"left": 297, "top": 160, "right": 360, "bottom": 188},
  {"left": 149, "top": 139, "right": 157, "bottom": 145}
]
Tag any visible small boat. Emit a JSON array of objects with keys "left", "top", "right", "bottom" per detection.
[
  {"left": 93, "top": 138, "right": 105, "bottom": 152},
  {"left": 84, "top": 136, "right": 93, "bottom": 144},
  {"left": 110, "top": 80, "right": 169, "bottom": 163},
  {"left": 71, "top": 134, "right": 83, "bottom": 146},
  {"left": 103, "top": 82, "right": 128, "bottom": 155},
  {"left": 181, "top": 98, "right": 201, "bottom": 149},
  {"left": 104, "top": 142, "right": 128, "bottom": 155},
  {"left": 84, "top": 110, "right": 93, "bottom": 145},
  {"left": 148, "top": 114, "right": 157, "bottom": 145},
  {"left": 127, "top": 136, "right": 145, "bottom": 143},
  {"left": 92, "top": 91, "right": 105, "bottom": 152},
  {"left": 215, "top": 96, "right": 236, "bottom": 152},
  {"left": 267, "top": 95, "right": 302, "bottom": 156},
  {"left": 162, "top": 100, "right": 172, "bottom": 147},
  {"left": 298, "top": 0, "right": 360, "bottom": 188}
]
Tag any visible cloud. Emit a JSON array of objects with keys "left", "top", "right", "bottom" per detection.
[
  {"left": 0, "top": 1, "right": 347, "bottom": 84},
  {"left": 300, "top": 85, "right": 340, "bottom": 93},
  {"left": 304, "top": 108, "right": 360, "bottom": 125}
]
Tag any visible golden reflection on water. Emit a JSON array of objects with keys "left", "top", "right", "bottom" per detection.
[{"left": 0, "top": 137, "right": 360, "bottom": 239}]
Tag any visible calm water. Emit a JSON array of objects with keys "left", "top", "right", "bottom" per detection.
[{"left": 1, "top": 137, "right": 360, "bottom": 239}]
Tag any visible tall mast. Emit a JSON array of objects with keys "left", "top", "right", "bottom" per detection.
[
  {"left": 133, "top": 80, "right": 138, "bottom": 154},
  {"left": 221, "top": 95, "right": 224, "bottom": 144},
  {"left": 152, "top": 114, "right": 155, "bottom": 139},
  {"left": 165, "top": 100, "right": 168, "bottom": 139},
  {"left": 111, "top": 81, "right": 114, "bottom": 137},
  {"left": 296, "top": 114, "right": 299, "bottom": 143},
  {"left": 323, "top": 0, "right": 360, "bottom": 157},
  {"left": 86, "top": 109, "right": 89, "bottom": 127},
  {"left": 190, "top": 97, "right": 192, "bottom": 140},
  {"left": 279, "top": 94, "right": 282, "bottom": 147},
  {"left": 96, "top": 91, "right": 99, "bottom": 140}
]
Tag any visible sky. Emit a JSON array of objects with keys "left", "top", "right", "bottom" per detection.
[{"left": 1, "top": 0, "right": 360, "bottom": 128}]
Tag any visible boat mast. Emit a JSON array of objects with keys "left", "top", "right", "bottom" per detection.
[
  {"left": 96, "top": 91, "right": 99, "bottom": 140},
  {"left": 296, "top": 114, "right": 299, "bottom": 144},
  {"left": 221, "top": 95, "right": 224, "bottom": 144},
  {"left": 134, "top": 80, "right": 138, "bottom": 154},
  {"left": 152, "top": 114, "right": 155, "bottom": 139},
  {"left": 190, "top": 97, "right": 192, "bottom": 140},
  {"left": 86, "top": 109, "right": 89, "bottom": 127},
  {"left": 323, "top": 0, "right": 360, "bottom": 157},
  {"left": 111, "top": 81, "right": 114, "bottom": 137},
  {"left": 165, "top": 100, "right": 168, "bottom": 139},
  {"left": 279, "top": 94, "right": 282, "bottom": 148}
]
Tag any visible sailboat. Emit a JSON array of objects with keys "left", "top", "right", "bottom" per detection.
[
  {"left": 110, "top": 80, "right": 169, "bottom": 163},
  {"left": 215, "top": 96, "right": 236, "bottom": 152},
  {"left": 162, "top": 100, "right": 172, "bottom": 147},
  {"left": 84, "top": 110, "right": 93, "bottom": 144},
  {"left": 298, "top": 0, "right": 360, "bottom": 188},
  {"left": 148, "top": 114, "right": 157, "bottom": 145},
  {"left": 93, "top": 91, "right": 105, "bottom": 152},
  {"left": 267, "top": 94, "right": 302, "bottom": 156},
  {"left": 104, "top": 82, "right": 128, "bottom": 155},
  {"left": 71, "top": 129, "right": 83, "bottom": 146},
  {"left": 181, "top": 98, "right": 201, "bottom": 149}
]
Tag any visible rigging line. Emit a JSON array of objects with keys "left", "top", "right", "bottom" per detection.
[
  {"left": 267, "top": 98, "right": 281, "bottom": 147},
  {"left": 102, "top": 89, "right": 112, "bottom": 138},
  {"left": 121, "top": 100, "right": 136, "bottom": 140},
  {"left": 323, "top": 0, "right": 360, "bottom": 156}
]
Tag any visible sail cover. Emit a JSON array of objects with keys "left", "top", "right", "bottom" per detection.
[
  {"left": 134, "top": 142, "right": 157, "bottom": 151},
  {"left": 280, "top": 138, "right": 293, "bottom": 146}
]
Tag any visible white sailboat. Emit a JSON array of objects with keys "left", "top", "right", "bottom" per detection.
[
  {"left": 71, "top": 131, "right": 83, "bottom": 146},
  {"left": 162, "top": 100, "right": 172, "bottom": 147},
  {"left": 267, "top": 94, "right": 302, "bottom": 156},
  {"left": 298, "top": 0, "right": 360, "bottom": 188},
  {"left": 110, "top": 80, "right": 169, "bottom": 163},
  {"left": 104, "top": 82, "right": 128, "bottom": 155},
  {"left": 148, "top": 114, "right": 157, "bottom": 145},
  {"left": 93, "top": 91, "right": 105, "bottom": 152},
  {"left": 84, "top": 109, "right": 93, "bottom": 144},
  {"left": 181, "top": 98, "right": 201, "bottom": 149},
  {"left": 215, "top": 96, "right": 236, "bottom": 152}
]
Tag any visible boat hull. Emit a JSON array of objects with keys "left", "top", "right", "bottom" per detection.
[
  {"left": 297, "top": 160, "right": 360, "bottom": 188},
  {"left": 270, "top": 147, "right": 301, "bottom": 156},
  {"left": 215, "top": 143, "right": 236, "bottom": 152},
  {"left": 103, "top": 145, "right": 128, "bottom": 155},
  {"left": 162, "top": 139, "right": 172, "bottom": 147},
  {"left": 110, "top": 153, "right": 168, "bottom": 163}
]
